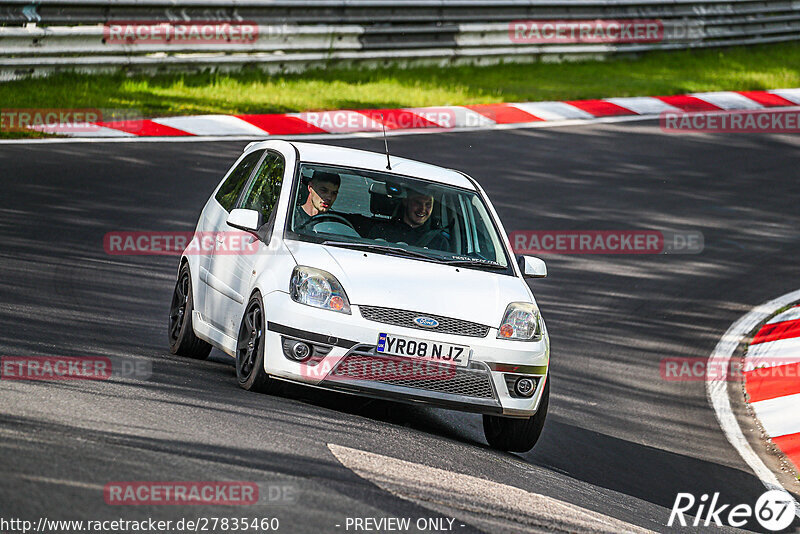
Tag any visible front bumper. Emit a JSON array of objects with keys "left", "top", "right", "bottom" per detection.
[{"left": 262, "top": 291, "right": 549, "bottom": 417}]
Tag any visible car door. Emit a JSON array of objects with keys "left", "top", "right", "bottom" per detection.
[
  {"left": 205, "top": 150, "right": 287, "bottom": 335},
  {"left": 198, "top": 149, "right": 266, "bottom": 323}
]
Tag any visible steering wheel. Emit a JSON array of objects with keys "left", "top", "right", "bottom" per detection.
[
  {"left": 417, "top": 227, "right": 451, "bottom": 250},
  {"left": 299, "top": 213, "right": 357, "bottom": 232}
]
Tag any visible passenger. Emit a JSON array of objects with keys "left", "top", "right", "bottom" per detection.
[
  {"left": 294, "top": 170, "right": 340, "bottom": 229},
  {"left": 370, "top": 189, "right": 450, "bottom": 250}
]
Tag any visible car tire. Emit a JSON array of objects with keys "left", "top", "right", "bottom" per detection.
[
  {"left": 236, "top": 292, "right": 277, "bottom": 393},
  {"left": 483, "top": 377, "right": 549, "bottom": 452},
  {"left": 168, "top": 264, "right": 212, "bottom": 359}
]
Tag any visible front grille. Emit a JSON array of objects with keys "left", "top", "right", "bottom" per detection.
[
  {"left": 328, "top": 349, "right": 496, "bottom": 399},
  {"left": 359, "top": 305, "right": 490, "bottom": 338}
]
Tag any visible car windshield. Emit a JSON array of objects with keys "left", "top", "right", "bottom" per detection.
[{"left": 286, "top": 163, "right": 510, "bottom": 271}]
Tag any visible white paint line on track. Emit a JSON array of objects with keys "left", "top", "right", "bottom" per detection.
[
  {"left": 0, "top": 112, "right": 663, "bottom": 145},
  {"left": 745, "top": 337, "right": 800, "bottom": 371},
  {"left": 706, "top": 288, "right": 800, "bottom": 518},
  {"left": 603, "top": 96, "right": 681, "bottom": 115},
  {"left": 691, "top": 91, "right": 764, "bottom": 110},
  {"left": 32, "top": 125, "right": 136, "bottom": 138},
  {"left": 327, "top": 443, "right": 655, "bottom": 534},
  {"left": 511, "top": 101, "right": 596, "bottom": 120},
  {"left": 19, "top": 475, "right": 106, "bottom": 491},
  {"left": 750, "top": 394, "right": 800, "bottom": 438},
  {"left": 152, "top": 115, "right": 268, "bottom": 136}
]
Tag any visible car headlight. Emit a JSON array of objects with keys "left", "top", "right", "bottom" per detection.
[
  {"left": 289, "top": 266, "right": 351, "bottom": 314},
  {"left": 497, "top": 302, "right": 542, "bottom": 341}
]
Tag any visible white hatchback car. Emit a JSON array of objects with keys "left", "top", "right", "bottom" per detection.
[{"left": 168, "top": 140, "right": 550, "bottom": 451}]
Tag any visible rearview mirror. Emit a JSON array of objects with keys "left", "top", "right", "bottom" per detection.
[
  {"left": 226, "top": 208, "right": 261, "bottom": 233},
  {"left": 518, "top": 255, "right": 547, "bottom": 278}
]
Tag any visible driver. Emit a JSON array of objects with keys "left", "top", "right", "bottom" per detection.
[
  {"left": 294, "top": 170, "right": 340, "bottom": 229},
  {"left": 369, "top": 188, "right": 449, "bottom": 250}
]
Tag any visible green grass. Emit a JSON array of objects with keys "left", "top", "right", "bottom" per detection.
[{"left": 2, "top": 41, "right": 799, "bottom": 138}]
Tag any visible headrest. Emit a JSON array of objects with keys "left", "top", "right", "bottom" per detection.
[{"left": 369, "top": 182, "right": 403, "bottom": 217}]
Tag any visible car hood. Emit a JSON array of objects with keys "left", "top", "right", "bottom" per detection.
[{"left": 288, "top": 242, "right": 533, "bottom": 327}]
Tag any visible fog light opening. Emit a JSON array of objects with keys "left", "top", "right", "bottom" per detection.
[
  {"left": 282, "top": 337, "right": 312, "bottom": 362},
  {"left": 291, "top": 341, "right": 311, "bottom": 361},
  {"left": 515, "top": 377, "right": 536, "bottom": 397}
]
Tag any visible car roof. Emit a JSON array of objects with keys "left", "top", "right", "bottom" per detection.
[{"left": 271, "top": 141, "right": 477, "bottom": 190}]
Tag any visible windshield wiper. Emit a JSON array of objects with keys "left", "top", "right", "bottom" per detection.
[
  {"left": 321, "top": 240, "right": 436, "bottom": 261},
  {"left": 440, "top": 258, "right": 507, "bottom": 269}
]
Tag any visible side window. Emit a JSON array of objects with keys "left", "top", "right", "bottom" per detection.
[
  {"left": 239, "top": 151, "right": 286, "bottom": 220},
  {"left": 214, "top": 150, "right": 265, "bottom": 212}
]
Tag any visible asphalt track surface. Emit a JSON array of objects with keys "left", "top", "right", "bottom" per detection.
[{"left": 2, "top": 122, "right": 800, "bottom": 533}]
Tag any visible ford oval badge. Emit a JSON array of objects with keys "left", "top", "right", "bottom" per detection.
[{"left": 414, "top": 316, "right": 439, "bottom": 328}]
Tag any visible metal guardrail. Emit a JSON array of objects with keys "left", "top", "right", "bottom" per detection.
[
  {"left": 2, "top": 0, "right": 799, "bottom": 25},
  {"left": 1, "top": 1, "right": 799, "bottom": 79}
]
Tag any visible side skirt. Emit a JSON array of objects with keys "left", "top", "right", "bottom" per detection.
[{"left": 192, "top": 310, "right": 237, "bottom": 356}]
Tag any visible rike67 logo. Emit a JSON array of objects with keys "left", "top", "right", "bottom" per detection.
[{"left": 668, "top": 490, "right": 798, "bottom": 531}]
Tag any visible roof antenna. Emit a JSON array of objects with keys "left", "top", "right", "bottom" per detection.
[{"left": 380, "top": 114, "right": 392, "bottom": 170}]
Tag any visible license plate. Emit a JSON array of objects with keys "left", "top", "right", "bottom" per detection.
[{"left": 376, "top": 333, "right": 470, "bottom": 367}]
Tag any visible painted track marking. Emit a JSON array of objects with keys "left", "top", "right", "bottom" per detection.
[
  {"left": 328, "top": 443, "right": 655, "bottom": 533},
  {"left": 706, "top": 289, "right": 800, "bottom": 519}
]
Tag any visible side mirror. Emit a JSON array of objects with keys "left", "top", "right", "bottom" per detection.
[
  {"left": 226, "top": 208, "right": 261, "bottom": 233},
  {"left": 518, "top": 255, "right": 547, "bottom": 278}
]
